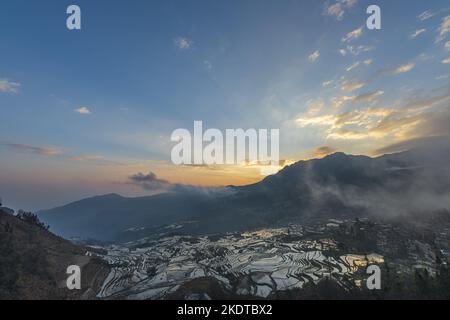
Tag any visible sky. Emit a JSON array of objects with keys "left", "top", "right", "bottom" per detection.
[{"left": 1, "top": 0, "right": 450, "bottom": 210}]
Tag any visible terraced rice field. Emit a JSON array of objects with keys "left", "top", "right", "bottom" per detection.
[{"left": 95, "top": 227, "right": 383, "bottom": 299}]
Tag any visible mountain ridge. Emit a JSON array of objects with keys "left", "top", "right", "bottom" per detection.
[{"left": 38, "top": 146, "right": 450, "bottom": 241}]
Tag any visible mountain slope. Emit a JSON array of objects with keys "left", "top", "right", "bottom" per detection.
[{"left": 0, "top": 209, "right": 109, "bottom": 299}]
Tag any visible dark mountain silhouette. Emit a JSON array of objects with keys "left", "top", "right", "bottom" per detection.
[
  {"left": 38, "top": 192, "right": 213, "bottom": 240},
  {"left": 38, "top": 142, "right": 450, "bottom": 242}
]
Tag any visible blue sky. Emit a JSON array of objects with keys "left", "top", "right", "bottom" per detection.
[{"left": 1, "top": 0, "right": 450, "bottom": 210}]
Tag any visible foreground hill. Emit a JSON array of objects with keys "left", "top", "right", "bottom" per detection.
[
  {"left": 0, "top": 209, "right": 109, "bottom": 299},
  {"left": 39, "top": 142, "right": 450, "bottom": 242}
]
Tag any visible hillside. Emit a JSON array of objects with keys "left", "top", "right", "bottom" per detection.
[{"left": 0, "top": 209, "right": 109, "bottom": 300}]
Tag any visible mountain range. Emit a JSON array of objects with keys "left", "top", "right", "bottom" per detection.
[{"left": 38, "top": 140, "right": 450, "bottom": 242}]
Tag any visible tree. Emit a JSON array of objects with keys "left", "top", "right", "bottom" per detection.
[{"left": 16, "top": 210, "right": 49, "bottom": 230}]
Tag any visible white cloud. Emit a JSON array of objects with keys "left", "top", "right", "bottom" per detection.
[
  {"left": 418, "top": 10, "right": 435, "bottom": 21},
  {"left": 410, "top": 28, "right": 426, "bottom": 39},
  {"left": 340, "top": 45, "right": 374, "bottom": 56},
  {"left": 345, "top": 59, "right": 371, "bottom": 72},
  {"left": 296, "top": 114, "right": 336, "bottom": 127},
  {"left": 331, "top": 91, "right": 383, "bottom": 108},
  {"left": 323, "top": 0, "right": 358, "bottom": 21},
  {"left": 346, "top": 61, "right": 360, "bottom": 72},
  {"left": 342, "top": 26, "right": 364, "bottom": 42},
  {"left": 305, "top": 98, "right": 325, "bottom": 115},
  {"left": 0, "top": 79, "right": 20, "bottom": 93},
  {"left": 442, "top": 57, "right": 450, "bottom": 64},
  {"left": 393, "top": 63, "right": 415, "bottom": 74},
  {"left": 173, "top": 37, "right": 193, "bottom": 50},
  {"left": 308, "top": 50, "right": 320, "bottom": 62},
  {"left": 341, "top": 79, "right": 366, "bottom": 92},
  {"left": 297, "top": 93, "right": 450, "bottom": 142},
  {"left": 74, "top": 107, "right": 91, "bottom": 114},
  {"left": 322, "top": 80, "right": 334, "bottom": 87},
  {"left": 331, "top": 95, "right": 355, "bottom": 108},
  {"left": 437, "top": 16, "right": 450, "bottom": 42},
  {"left": 445, "top": 41, "right": 450, "bottom": 51},
  {"left": 381, "top": 63, "right": 415, "bottom": 76}
]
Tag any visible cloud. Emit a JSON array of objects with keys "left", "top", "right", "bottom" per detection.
[
  {"left": 313, "top": 146, "right": 338, "bottom": 158},
  {"left": 323, "top": 0, "right": 358, "bottom": 21},
  {"left": 296, "top": 114, "right": 336, "bottom": 127},
  {"left": 68, "top": 155, "right": 104, "bottom": 161},
  {"left": 2, "top": 143, "right": 62, "bottom": 157},
  {"left": 174, "top": 37, "right": 193, "bottom": 50},
  {"left": 418, "top": 10, "right": 435, "bottom": 21},
  {"left": 296, "top": 91, "right": 450, "bottom": 143},
  {"left": 128, "top": 172, "right": 171, "bottom": 191},
  {"left": 0, "top": 79, "right": 20, "bottom": 93},
  {"left": 371, "top": 135, "right": 449, "bottom": 156},
  {"left": 331, "top": 91, "right": 383, "bottom": 109},
  {"left": 341, "top": 79, "right": 366, "bottom": 92},
  {"left": 340, "top": 45, "right": 374, "bottom": 56},
  {"left": 410, "top": 28, "right": 426, "bottom": 39},
  {"left": 331, "top": 95, "right": 355, "bottom": 108},
  {"left": 352, "top": 90, "right": 384, "bottom": 103},
  {"left": 306, "top": 98, "right": 325, "bottom": 115},
  {"left": 1, "top": 141, "right": 126, "bottom": 166},
  {"left": 308, "top": 50, "right": 320, "bottom": 62},
  {"left": 331, "top": 91, "right": 384, "bottom": 109},
  {"left": 395, "top": 63, "right": 415, "bottom": 73},
  {"left": 437, "top": 16, "right": 450, "bottom": 42},
  {"left": 127, "top": 171, "right": 230, "bottom": 196},
  {"left": 442, "top": 57, "right": 450, "bottom": 64},
  {"left": 345, "top": 59, "right": 372, "bottom": 72},
  {"left": 436, "top": 74, "right": 450, "bottom": 80},
  {"left": 204, "top": 60, "right": 213, "bottom": 70},
  {"left": 327, "top": 108, "right": 417, "bottom": 140},
  {"left": 74, "top": 107, "right": 91, "bottom": 114},
  {"left": 380, "top": 63, "right": 415, "bottom": 76},
  {"left": 346, "top": 61, "right": 360, "bottom": 72},
  {"left": 322, "top": 80, "right": 334, "bottom": 87},
  {"left": 342, "top": 26, "right": 364, "bottom": 42}
]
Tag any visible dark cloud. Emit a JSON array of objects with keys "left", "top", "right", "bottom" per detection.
[
  {"left": 127, "top": 171, "right": 235, "bottom": 197},
  {"left": 372, "top": 135, "right": 450, "bottom": 156},
  {"left": 128, "top": 172, "right": 171, "bottom": 191},
  {"left": 2, "top": 142, "right": 124, "bottom": 166},
  {"left": 2, "top": 143, "right": 62, "bottom": 157}
]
